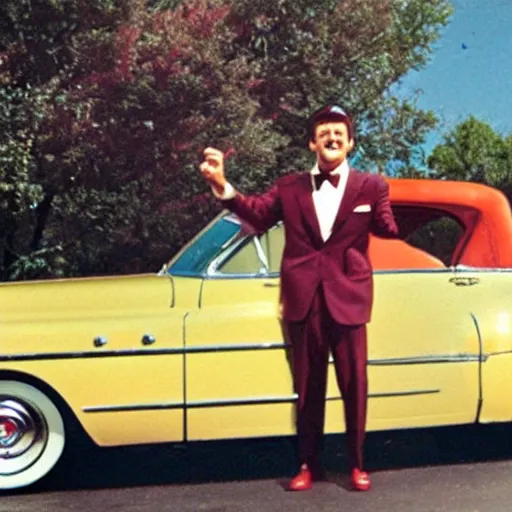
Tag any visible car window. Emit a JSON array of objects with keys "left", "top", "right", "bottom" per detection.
[
  {"left": 190, "top": 206, "right": 467, "bottom": 277},
  {"left": 403, "top": 216, "right": 463, "bottom": 266},
  {"left": 261, "top": 223, "right": 284, "bottom": 274},
  {"left": 394, "top": 207, "right": 465, "bottom": 266},
  {"left": 169, "top": 214, "right": 243, "bottom": 275},
  {"left": 215, "top": 223, "right": 285, "bottom": 276},
  {"left": 216, "top": 237, "right": 268, "bottom": 275}
]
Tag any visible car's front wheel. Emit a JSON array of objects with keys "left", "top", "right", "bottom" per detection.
[{"left": 0, "top": 380, "right": 65, "bottom": 490}]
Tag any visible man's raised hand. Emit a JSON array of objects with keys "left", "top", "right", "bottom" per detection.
[{"left": 200, "top": 147, "right": 227, "bottom": 195}]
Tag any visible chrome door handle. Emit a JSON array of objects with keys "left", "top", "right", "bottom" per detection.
[
  {"left": 449, "top": 277, "right": 480, "bottom": 286},
  {"left": 263, "top": 282, "right": 279, "bottom": 288}
]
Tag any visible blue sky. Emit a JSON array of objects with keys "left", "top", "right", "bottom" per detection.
[{"left": 396, "top": 0, "right": 512, "bottom": 154}]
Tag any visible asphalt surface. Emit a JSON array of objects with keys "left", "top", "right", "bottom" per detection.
[{"left": 1, "top": 424, "right": 512, "bottom": 512}]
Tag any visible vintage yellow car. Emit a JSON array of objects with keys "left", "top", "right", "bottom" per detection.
[{"left": 1, "top": 178, "right": 512, "bottom": 490}]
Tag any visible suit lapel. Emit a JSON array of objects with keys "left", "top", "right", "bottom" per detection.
[
  {"left": 293, "top": 173, "right": 324, "bottom": 247},
  {"left": 291, "top": 169, "right": 368, "bottom": 245},
  {"left": 331, "top": 169, "right": 368, "bottom": 232}
]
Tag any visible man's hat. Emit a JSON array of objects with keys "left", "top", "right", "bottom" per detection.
[{"left": 308, "top": 105, "right": 354, "bottom": 141}]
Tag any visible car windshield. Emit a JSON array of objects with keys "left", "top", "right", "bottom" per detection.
[{"left": 168, "top": 213, "right": 243, "bottom": 276}]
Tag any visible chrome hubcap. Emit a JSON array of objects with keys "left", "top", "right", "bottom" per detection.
[
  {"left": 0, "top": 417, "right": 22, "bottom": 447},
  {"left": 0, "top": 398, "right": 48, "bottom": 475}
]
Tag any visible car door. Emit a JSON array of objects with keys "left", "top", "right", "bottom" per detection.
[
  {"left": 323, "top": 208, "right": 482, "bottom": 434},
  {"left": 183, "top": 223, "right": 296, "bottom": 441}
]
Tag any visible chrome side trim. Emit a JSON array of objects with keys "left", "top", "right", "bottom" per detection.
[
  {"left": 171, "top": 265, "right": 512, "bottom": 279},
  {"left": 83, "top": 402, "right": 184, "bottom": 413},
  {"left": 454, "top": 266, "right": 512, "bottom": 273},
  {"left": 355, "top": 389, "right": 440, "bottom": 399},
  {"left": 470, "top": 312, "right": 484, "bottom": 422},
  {"left": 367, "top": 354, "right": 486, "bottom": 365},
  {"left": 183, "top": 312, "right": 190, "bottom": 442},
  {"left": 199, "top": 268, "right": 279, "bottom": 279},
  {"left": 487, "top": 350, "right": 512, "bottom": 356},
  {"left": 188, "top": 395, "right": 295, "bottom": 409},
  {"left": 83, "top": 389, "right": 440, "bottom": 413},
  {"left": 0, "top": 343, "right": 288, "bottom": 362},
  {"left": 0, "top": 346, "right": 486, "bottom": 363},
  {"left": 0, "top": 349, "right": 185, "bottom": 362},
  {"left": 373, "top": 269, "right": 453, "bottom": 275}
]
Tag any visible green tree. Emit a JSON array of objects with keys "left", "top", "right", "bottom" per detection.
[
  {"left": 229, "top": 0, "right": 448, "bottom": 173},
  {"left": 0, "top": 86, "right": 44, "bottom": 278},
  {"left": 1, "top": 0, "right": 284, "bottom": 279},
  {"left": 1, "top": 0, "right": 453, "bottom": 281},
  {"left": 428, "top": 117, "right": 512, "bottom": 201},
  {"left": 0, "top": 0, "right": 142, "bottom": 279}
]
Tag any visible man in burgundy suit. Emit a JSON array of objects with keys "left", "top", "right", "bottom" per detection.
[{"left": 200, "top": 105, "right": 398, "bottom": 491}]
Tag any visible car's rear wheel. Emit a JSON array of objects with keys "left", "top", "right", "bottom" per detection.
[{"left": 0, "top": 380, "right": 65, "bottom": 490}]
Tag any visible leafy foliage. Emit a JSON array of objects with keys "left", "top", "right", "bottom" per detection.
[
  {"left": 428, "top": 117, "right": 512, "bottom": 203},
  {"left": 229, "top": 0, "right": 450, "bottom": 173},
  {"left": 0, "top": 0, "right": 453, "bottom": 280},
  {"left": 0, "top": 85, "right": 46, "bottom": 278}
]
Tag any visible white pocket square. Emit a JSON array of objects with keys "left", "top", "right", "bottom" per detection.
[{"left": 353, "top": 204, "right": 371, "bottom": 213}]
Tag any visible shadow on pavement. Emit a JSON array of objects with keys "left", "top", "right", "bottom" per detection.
[{"left": 14, "top": 422, "right": 512, "bottom": 494}]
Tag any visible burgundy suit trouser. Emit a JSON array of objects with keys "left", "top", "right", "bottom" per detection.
[{"left": 284, "top": 285, "right": 368, "bottom": 471}]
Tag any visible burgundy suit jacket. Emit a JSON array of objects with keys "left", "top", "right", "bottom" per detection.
[{"left": 223, "top": 169, "right": 398, "bottom": 325}]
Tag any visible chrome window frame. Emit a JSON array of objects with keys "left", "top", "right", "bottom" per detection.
[
  {"left": 206, "top": 234, "right": 271, "bottom": 278},
  {"left": 205, "top": 222, "right": 286, "bottom": 279}
]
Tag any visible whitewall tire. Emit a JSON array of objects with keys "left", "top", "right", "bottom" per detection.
[{"left": 0, "top": 380, "right": 65, "bottom": 490}]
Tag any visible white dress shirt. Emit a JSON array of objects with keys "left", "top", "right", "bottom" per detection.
[
  {"left": 311, "top": 159, "right": 350, "bottom": 241},
  {"left": 213, "top": 159, "right": 351, "bottom": 242}
]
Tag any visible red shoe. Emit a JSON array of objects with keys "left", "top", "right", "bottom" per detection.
[
  {"left": 351, "top": 468, "right": 371, "bottom": 491},
  {"left": 288, "top": 466, "right": 313, "bottom": 491}
]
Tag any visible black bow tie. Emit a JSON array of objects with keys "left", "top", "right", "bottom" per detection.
[{"left": 314, "top": 172, "right": 340, "bottom": 189}]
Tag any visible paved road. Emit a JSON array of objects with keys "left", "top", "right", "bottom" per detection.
[{"left": 1, "top": 424, "right": 511, "bottom": 512}]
